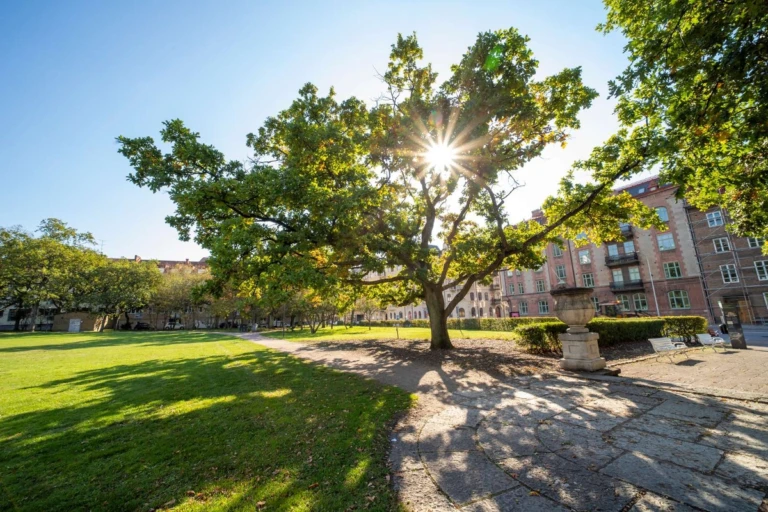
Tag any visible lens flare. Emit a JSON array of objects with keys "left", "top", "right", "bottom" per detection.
[{"left": 425, "top": 143, "right": 457, "bottom": 171}]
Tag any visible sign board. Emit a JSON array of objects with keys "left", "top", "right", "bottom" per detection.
[{"left": 68, "top": 318, "right": 82, "bottom": 333}]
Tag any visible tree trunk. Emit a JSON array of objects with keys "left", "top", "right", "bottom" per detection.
[
  {"left": 13, "top": 311, "right": 22, "bottom": 331},
  {"left": 123, "top": 311, "right": 131, "bottom": 330},
  {"left": 29, "top": 304, "right": 39, "bottom": 332},
  {"left": 425, "top": 287, "right": 453, "bottom": 350}
]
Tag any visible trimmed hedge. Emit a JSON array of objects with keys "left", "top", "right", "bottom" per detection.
[
  {"left": 514, "top": 322, "right": 568, "bottom": 354},
  {"left": 512, "top": 316, "right": 709, "bottom": 353}
]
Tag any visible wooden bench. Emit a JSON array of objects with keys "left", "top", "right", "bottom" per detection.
[
  {"left": 696, "top": 333, "right": 727, "bottom": 352},
  {"left": 649, "top": 337, "right": 689, "bottom": 363}
]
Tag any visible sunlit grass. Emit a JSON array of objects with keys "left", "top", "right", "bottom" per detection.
[
  {"left": 261, "top": 325, "right": 518, "bottom": 342},
  {"left": 0, "top": 331, "right": 412, "bottom": 511}
]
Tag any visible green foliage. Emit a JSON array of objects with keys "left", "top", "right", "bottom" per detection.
[
  {"left": 87, "top": 259, "right": 162, "bottom": 325},
  {"left": 599, "top": 0, "right": 768, "bottom": 248},
  {"left": 662, "top": 316, "right": 708, "bottom": 343},
  {"left": 118, "top": 28, "right": 659, "bottom": 349},
  {"left": 0, "top": 331, "right": 411, "bottom": 511},
  {"left": 586, "top": 318, "right": 665, "bottom": 346},
  {"left": 513, "top": 322, "right": 568, "bottom": 354}
]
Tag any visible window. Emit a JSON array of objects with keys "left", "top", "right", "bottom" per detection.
[
  {"left": 515, "top": 270, "right": 521, "bottom": 276},
  {"left": 479, "top": 308, "right": 484, "bottom": 317},
  {"left": 471, "top": 307, "right": 477, "bottom": 318},
  {"left": 663, "top": 262, "right": 682, "bottom": 279},
  {"left": 555, "top": 265, "right": 567, "bottom": 283},
  {"left": 713, "top": 237, "right": 731, "bottom": 253},
  {"left": 508, "top": 284, "right": 515, "bottom": 295},
  {"left": 470, "top": 292, "right": 475, "bottom": 300},
  {"left": 612, "top": 269, "right": 624, "bottom": 283},
  {"left": 764, "top": 292, "right": 768, "bottom": 309},
  {"left": 536, "top": 280, "right": 545, "bottom": 292},
  {"left": 720, "top": 264, "right": 739, "bottom": 283},
  {"left": 538, "top": 300, "right": 550, "bottom": 314},
  {"left": 628, "top": 266, "right": 641, "bottom": 281},
  {"left": 623, "top": 241, "right": 635, "bottom": 254},
  {"left": 535, "top": 265, "right": 543, "bottom": 273},
  {"left": 506, "top": 270, "right": 514, "bottom": 277},
  {"left": 582, "top": 273, "right": 594, "bottom": 287},
  {"left": 707, "top": 211, "right": 724, "bottom": 227},
  {"left": 748, "top": 237, "right": 764, "bottom": 249},
  {"left": 518, "top": 282, "right": 524, "bottom": 294},
  {"left": 519, "top": 301, "right": 529, "bottom": 315},
  {"left": 607, "top": 244, "right": 619, "bottom": 257},
  {"left": 579, "top": 250, "right": 591, "bottom": 264},
  {"left": 484, "top": 292, "right": 489, "bottom": 301},
  {"left": 657, "top": 233, "right": 675, "bottom": 251},
  {"left": 655, "top": 207, "right": 669, "bottom": 222},
  {"left": 458, "top": 308, "right": 466, "bottom": 318},
  {"left": 590, "top": 297, "right": 599, "bottom": 312},
  {"left": 553, "top": 245, "right": 563, "bottom": 257},
  {"left": 617, "top": 294, "right": 631, "bottom": 311},
  {"left": 669, "top": 290, "right": 691, "bottom": 309},
  {"left": 755, "top": 261, "right": 768, "bottom": 281},
  {"left": 633, "top": 293, "right": 648, "bottom": 311}
]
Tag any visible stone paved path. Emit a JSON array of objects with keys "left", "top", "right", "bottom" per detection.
[{"left": 236, "top": 334, "right": 768, "bottom": 511}]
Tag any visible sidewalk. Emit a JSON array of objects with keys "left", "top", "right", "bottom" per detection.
[{"left": 236, "top": 333, "right": 768, "bottom": 512}]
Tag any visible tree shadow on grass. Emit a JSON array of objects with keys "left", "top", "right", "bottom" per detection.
[
  {"left": 0, "top": 331, "right": 231, "bottom": 353},
  {"left": 0, "top": 345, "right": 411, "bottom": 511}
]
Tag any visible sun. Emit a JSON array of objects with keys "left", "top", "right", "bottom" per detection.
[{"left": 424, "top": 143, "right": 457, "bottom": 172}]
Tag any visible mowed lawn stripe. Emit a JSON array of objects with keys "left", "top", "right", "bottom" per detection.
[{"left": 0, "top": 332, "right": 412, "bottom": 511}]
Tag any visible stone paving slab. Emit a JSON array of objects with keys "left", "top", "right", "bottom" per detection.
[
  {"left": 552, "top": 406, "right": 631, "bottom": 432},
  {"left": 602, "top": 452, "right": 765, "bottom": 511},
  {"left": 629, "top": 492, "right": 696, "bottom": 512},
  {"left": 463, "top": 486, "right": 570, "bottom": 512},
  {"left": 499, "top": 453, "right": 638, "bottom": 511},
  {"left": 619, "top": 412, "right": 709, "bottom": 443},
  {"left": 393, "top": 469, "right": 455, "bottom": 511},
  {"left": 538, "top": 420, "right": 624, "bottom": 468},
  {"left": 418, "top": 421, "right": 477, "bottom": 453},
  {"left": 714, "top": 451, "right": 768, "bottom": 490},
  {"left": 606, "top": 427, "right": 724, "bottom": 471},
  {"left": 646, "top": 396, "right": 728, "bottom": 426},
  {"left": 478, "top": 423, "right": 543, "bottom": 459},
  {"left": 420, "top": 450, "right": 517, "bottom": 505}
]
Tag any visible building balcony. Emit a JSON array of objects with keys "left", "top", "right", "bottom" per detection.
[
  {"left": 610, "top": 280, "right": 644, "bottom": 292},
  {"left": 605, "top": 253, "right": 639, "bottom": 266},
  {"left": 619, "top": 224, "right": 633, "bottom": 239},
  {"left": 490, "top": 284, "right": 501, "bottom": 291},
  {"left": 491, "top": 298, "right": 502, "bottom": 305}
]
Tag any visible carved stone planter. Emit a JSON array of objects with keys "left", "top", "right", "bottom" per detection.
[{"left": 550, "top": 287, "right": 605, "bottom": 372}]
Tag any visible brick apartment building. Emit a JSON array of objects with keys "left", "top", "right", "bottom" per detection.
[{"left": 500, "top": 177, "right": 768, "bottom": 325}]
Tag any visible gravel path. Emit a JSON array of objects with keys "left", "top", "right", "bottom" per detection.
[{"left": 236, "top": 333, "right": 768, "bottom": 512}]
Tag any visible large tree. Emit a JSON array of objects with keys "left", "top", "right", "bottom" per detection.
[
  {"left": 119, "top": 29, "right": 657, "bottom": 349},
  {"left": 87, "top": 258, "right": 162, "bottom": 330},
  {"left": 0, "top": 219, "right": 98, "bottom": 331},
  {"left": 600, "top": 0, "right": 768, "bottom": 247}
]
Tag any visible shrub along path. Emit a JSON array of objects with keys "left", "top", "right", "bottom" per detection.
[{"left": 240, "top": 332, "right": 768, "bottom": 511}]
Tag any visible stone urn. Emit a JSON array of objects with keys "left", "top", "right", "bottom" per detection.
[{"left": 550, "top": 287, "right": 605, "bottom": 371}]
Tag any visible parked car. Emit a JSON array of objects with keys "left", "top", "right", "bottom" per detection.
[
  {"left": 163, "top": 322, "right": 185, "bottom": 330},
  {"left": 134, "top": 322, "right": 151, "bottom": 331}
]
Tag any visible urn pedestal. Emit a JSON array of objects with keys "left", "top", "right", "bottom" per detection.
[{"left": 550, "top": 287, "right": 605, "bottom": 372}]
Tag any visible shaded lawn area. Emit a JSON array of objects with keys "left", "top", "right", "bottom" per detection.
[
  {"left": 261, "top": 325, "right": 517, "bottom": 343},
  {"left": 0, "top": 332, "right": 412, "bottom": 511}
]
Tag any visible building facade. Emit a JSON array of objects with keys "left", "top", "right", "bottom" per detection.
[{"left": 501, "top": 177, "right": 767, "bottom": 325}]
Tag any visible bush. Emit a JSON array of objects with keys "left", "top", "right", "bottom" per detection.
[
  {"left": 662, "top": 316, "right": 708, "bottom": 343},
  {"left": 514, "top": 322, "right": 568, "bottom": 354},
  {"left": 585, "top": 318, "right": 666, "bottom": 346}
]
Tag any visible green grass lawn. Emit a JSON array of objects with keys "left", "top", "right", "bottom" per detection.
[
  {"left": 261, "top": 325, "right": 518, "bottom": 343},
  {"left": 0, "top": 332, "right": 412, "bottom": 511}
]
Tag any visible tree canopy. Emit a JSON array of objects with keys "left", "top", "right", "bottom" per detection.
[
  {"left": 119, "top": 28, "right": 659, "bottom": 349},
  {"left": 600, "top": 0, "right": 768, "bottom": 248}
]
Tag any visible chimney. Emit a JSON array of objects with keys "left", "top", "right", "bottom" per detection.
[
  {"left": 185, "top": 258, "right": 190, "bottom": 265},
  {"left": 134, "top": 255, "right": 141, "bottom": 263}
]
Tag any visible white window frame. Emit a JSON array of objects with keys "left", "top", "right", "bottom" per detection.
[
  {"left": 748, "top": 237, "right": 764, "bottom": 249},
  {"left": 538, "top": 300, "right": 549, "bottom": 314},
  {"left": 518, "top": 282, "right": 524, "bottom": 294},
  {"left": 720, "top": 264, "right": 739, "bottom": 283},
  {"left": 663, "top": 262, "right": 682, "bottom": 279},
  {"left": 657, "top": 233, "right": 675, "bottom": 251},
  {"left": 612, "top": 269, "right": 624, "bottom": 283},
  {"left": 628, "top": 266, "right": 641, "bottom": 281},
  {"left": 633, "top": 293, "right": 648, "bottom": 311},
  {"left": 579, "top": 250, "right": 591, "bottom": 264},
  {"left": 508, "top": 284, "right": 515, "bottom": 295},
  {"left": 755, "top": 261, "right": 768, "bottom": 281},
  {"left": 519, "top": 301, "right": 528, "bottom": 315},
  {"left": 590, "top": 297, "right": 599, "bottom": 312},
  {"left": 713, "top": 237, "right": 731, "bottom": 253},
  {"left": 535, "top": 280, "right": 545, "bottom": 293},
  {"left": 655, "top": 207, "right": 669, "bottom": 222},
  {"left": 707, "top": 211, "right": 724, "bottom": 227},
  {"left": 623, "top": 241, "right": 635, "bottom": 254},
  {"left": 552, "top": 245, "right": 563, "bottom": 257},
  {"left": 607, "top": 245, "right": 619, "bottom": 257},
  {"left": 669, "top": 290, "right": 691, "bottom": 310},
  {"left": 617, "top": 294, "right": 631, "bottom": 311},
  {"left": 582, "top": 273, "right": 594, "bottom": 287},
  {"left": 555, "top": 264, "right": 567, "bottom": 283}
]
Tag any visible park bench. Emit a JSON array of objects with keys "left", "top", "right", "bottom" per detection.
[
  {"left": 696, "top": 333, "right": 727, "bottom": 352},
  {"left": 648, "top": 337, "right": 689, "bottom": 363}
]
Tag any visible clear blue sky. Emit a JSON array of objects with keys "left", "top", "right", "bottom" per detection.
[{"left": 0, "top": 0, "right": 630, "bottom": 261}]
